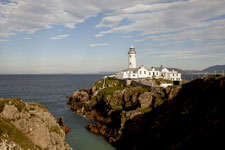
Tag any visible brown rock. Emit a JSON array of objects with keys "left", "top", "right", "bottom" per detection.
[
  {"left": 59, "top": 117, "right": 70, "bottom": 134},
  {"left": 71, "top": 91, "right": 89, "bottom": 102},
  {"left": 0, "top": 99, "right": 71, "bottom": 150},
  {"left": 92, "top": 86, "right": 97, "bottom": 94},
  {"left": 138, "top": 92, "right": 153, "bottom": 108}
]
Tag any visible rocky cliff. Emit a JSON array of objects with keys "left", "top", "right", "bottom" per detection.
[
  {"left": 0, "top": 98, "right": 71, "bottom": 150},
  {"left": 68, "top": 75, "right": 225, "bottom": 149},
  {"left": 67, "top": 78, "right": 180, "bottom": 144}
]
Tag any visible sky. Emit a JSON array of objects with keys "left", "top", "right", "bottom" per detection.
[{"left": 0, "top": 0, "right": 225, "bottom": 74}]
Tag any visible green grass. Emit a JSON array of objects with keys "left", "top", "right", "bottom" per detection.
[
  {"left": 100, "top": 87, "right": 125, "bottom": 110},
  {"left": 0, "top": 98, "right": 27, "bottom": 113},
  {"left": 49, "top": 125, "right": 61, "bottom": 134},
  {"left": 91, "top": 86, "right": 148, "bottom": 110},
  {"left": 105, "top": 78, "right": 124, "bottom": 87},
  {"left": 93, "top": 78, "right": 124, "bottom": 89},
  {"left": 28, "top": 102, "right": 46, "bottom": 109},
  {"left": 151, "top": 78, "right": 172, "bottom": 85},
  {"left": 125, "top": 86, "right": 148, "bottom": 95},
  {"left": 154, "top": 98, "right": 165, "bottom": 107},
  {"left": 0, "top": 98, "right": 48, "bottom": 114},
  {"left": 110, "top": 100, "right": 123, "bottom": 110},
  {"left": 100, "top": 87, "right": 125, "bottom": 96},
  {"left": 0, "top": 117, "right": 41, "bottom": 150},
  {"left": 124, "top": 101, "right": 132, "bottom": 107},
  {"left": 205, "top": 75, "right": 225, "bottom": 80},
  {"left": 93, "top": 78, "right": 104, "bottom": 89},
  {"left": 137, "top": 107, "right": 152, "bottom": 114}
]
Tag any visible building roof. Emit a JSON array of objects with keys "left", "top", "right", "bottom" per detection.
[
  {"left": 122, "top": 68, "right": 139, "bottom": 72},
  {"left": 146, "top": 67, "right": 162, "bottom": 71}
]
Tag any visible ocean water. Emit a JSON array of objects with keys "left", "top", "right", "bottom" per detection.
[{"left": 0, "top": 74, "right": 115, "bottom": 150}]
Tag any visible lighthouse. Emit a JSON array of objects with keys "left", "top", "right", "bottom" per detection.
[{"left": 128, "top": 45, "right": 136, "bottom": 68}]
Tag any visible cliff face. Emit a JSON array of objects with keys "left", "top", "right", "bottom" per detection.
[
  {"left": 68, "top": 75, "right": 225, "bottom": 150},
  {"left": 67, "top": 77, "right": 181, "bottom": 143},
  {"left": 117, "top": 75, "right": 225, "bottom": 149},
  {"left": 0, "top": 98, "right": 71, "bottom": 150}
]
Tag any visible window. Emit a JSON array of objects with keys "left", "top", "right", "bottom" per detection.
[
  {"left": 144, "top": 71, "right": 146, "bottom": 74},
  {"left": 140, "top": 71, "right": 142, "bottom": 74},
  {"left": 130, "top": 63, "right": 131, "bottom": 65},
  {"left": 130, "top": 55, "right": 131, "bottom": 58},
  {"left": 149, "top": 72, "right": 151, "bottom": 75},
  {"left": 133, "top": 71, "right": 136, "bottom": 73}
]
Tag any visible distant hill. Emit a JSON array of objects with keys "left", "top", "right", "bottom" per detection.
[
  {"left": 185, "top": 65, "right": 225, "bottom": 74},
  {"left": 202, "top": 65, "right": 225, "bottom": 73},
  {"left": 167, "top": 68, "right": 189, "bottom": 75}
]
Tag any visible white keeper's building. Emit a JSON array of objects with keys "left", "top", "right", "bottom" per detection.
[{"left": 116, "top": 46, "right": 182, "bottom": 81}]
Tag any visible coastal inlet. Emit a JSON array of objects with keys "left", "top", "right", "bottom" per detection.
[{"left": 0, "top": 74, "right": 115, "bottom": 150}]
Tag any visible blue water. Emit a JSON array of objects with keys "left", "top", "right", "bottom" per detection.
[
  {"left": 0, "top": 74, "right": 115, "bottom": 150},
  {"left": 182, "top": 74, "right": 205, "bottom": 80}
]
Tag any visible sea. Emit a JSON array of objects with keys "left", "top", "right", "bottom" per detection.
[
  {"left": 0, "top": 74, "right": 198, "bottom": 150},
  {"left": 0, "top": 74, "right": 115, "bottom": 150}
]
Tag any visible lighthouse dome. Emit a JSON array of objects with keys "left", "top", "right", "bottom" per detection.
[
  {"left": 128, "top": 45, "right": 136, "bottom": 54},
  {"left": 130, "top": 45, "right": 134, "bottom": 49}
]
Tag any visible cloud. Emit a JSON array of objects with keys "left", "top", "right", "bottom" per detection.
[
  {"left": 122, "top": 35, "right": 134, "bottom": 38},
  {"left": 0, "top": 32, "right": 16, "bottom": 37},
  {"left": 0, "top": 0, "right": 171, "bottom": 36},
  {"left": 95, "top": 34, "right": 103, "bottom": 37},
  {"left": 50, "top": 34, "right": 70, "bottom": 40},
  {"left": 1, "top": 0, "right": 225, "bottom": 51},
  {"left": 96, "top": 16, "right": 124, "bottom": 28},
  {"left": 89, "top": 43, "right": 108, "bottom": 47},
  {"left": 96, "top": 0, "right": 225, "bottom": 43},
  {"left": 135, "top": 19, "right": 225, "bottom": 44},
  {"left": 65, "top": 23, "right": 76, "bottom": 29}
]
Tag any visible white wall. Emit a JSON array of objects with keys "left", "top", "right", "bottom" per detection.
[
  {"left": 128, "top": 54, "right": 136, "bottom": 68},
  {"left": 129, "top": 71, "right": 138, "bottom": 78},
  {"left": 137, "top": 67, "right": 149, "bottom": 78},
  {"left": 148, "top": 71, "right": 160, "bottom": 78},
  {"left": 116, "top": 71, "right": 124, "bottom": 79},
  {"left": 116, "top": 67, "right": 182, "bottom": 81},
  {"left": 161, "top": 68, "right": 169, "bottom": 73},
  {"left": 169, "top": 72, "right": 182, "bottom": 81}
]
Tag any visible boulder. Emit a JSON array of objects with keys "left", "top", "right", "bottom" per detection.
[
  {"left": 138, "top": 92, "right": 153, "bottom": 108},
  {"left": 0, "top": 98, "right": 72, "bottom": 150}
]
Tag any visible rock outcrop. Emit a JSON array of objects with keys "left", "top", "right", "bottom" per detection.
[
  {"left": 68, "top": 75, "right": 225, "bottom": 150},
  {"left": 0, "top": 98, "right": 71, "bottom": 150},
  {"left": 67, "top": 77, "right": 180, "bottom": 143},
  {"left": 59, "top": 117, "right": 70, "bottom": 134}
]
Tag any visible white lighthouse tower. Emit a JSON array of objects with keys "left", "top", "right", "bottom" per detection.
[{"left": 128, "top": 45, "right": 136, "bottom": 68}]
